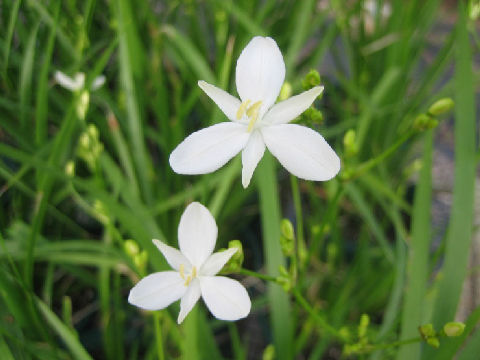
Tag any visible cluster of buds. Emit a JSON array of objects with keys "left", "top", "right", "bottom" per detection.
[
  {"left": 123, "top": 239, "right": 148, "bottom": 275},
  {"left": 77, "top": 124, "right": 104, "bottom": 171},
  {"left": 419, "top": 321, "right": 466, "bottom": 348},
  {"left": 343, "top": 314, "right": 371, "bottom": 355},
  {"left": 413, "top": 98, "right": 454, "bottom": 132},
  {"left": 221, "top": 240, "right": 244, "bottom": 273}
]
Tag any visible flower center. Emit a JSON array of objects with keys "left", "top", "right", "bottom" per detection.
[
  {"left": 179, "top": 264, "right": 197, "bottom": 286},
  {"left": 236, "top": 100, "right": 263, "bottom": 132}
]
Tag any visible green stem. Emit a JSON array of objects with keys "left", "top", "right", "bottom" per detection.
[
  {"left": 291, "top": 287, "right": 343, "bottom": 340},
  {"left": 239, "top": 268, "right": 277, "bottom": 283},
  {"left": 366, "top": 336, "right": 423, "bottom": 352},
  {"left": 154, "top": 312, "right": 165, "bottom": 360},
  {"left": 290, "top": 175, "right": 305, "bottom": 275}
]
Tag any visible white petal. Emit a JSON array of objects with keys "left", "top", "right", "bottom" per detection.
[
  {"left": 262, "top": 86, "right": 324, "bottom": 125},
  {"left": 235, "top": 37, "right": 285, "bottom": 114},
  {"left": 262, "top": 124, "right": 340, "bottom": 181},
  {"left": 178, "top": 279, "right": 201, "bottom": 324},
  {"left": 169, "top": 122, "right": 249, "bottom": 175},
  {"left": 198, "top": 81, "right": 241, "bottom": 121},
  {"left": 241, "top": 131, "right": 265, "bottom": 188},
  {"left": 91, "top": 75, "right": 106, "bottom": 90},
  {"left": 128, "top": 271, "right": 186, "bottom": 311},
  {"left": 200, "top": 248, "right": 237, "bottom": 276},
  {"left": 178, "top": 202, "right": 218, "bottom": 268},
  {"left": 152, "top": 239, "right": 191, "bottom": 271},
  {"left": 200, "top": 276, "right": 251, "bottom": 321},
  {"left": 54, "top": 71, "right": 82, "bottom": 91}
]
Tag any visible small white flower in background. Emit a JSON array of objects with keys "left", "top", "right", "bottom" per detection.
[
  {"left": 169, "top": 36, "right": 340, "bottom": 188},
  {"left": 54, "top": 71, "right": 106, "bottom": 92},
  {"left": 128, "top": 202, "right": 251, "bottom": 324}
]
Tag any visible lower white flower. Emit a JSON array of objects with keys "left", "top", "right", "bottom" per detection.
[
  {"left": 169, "top": 36, "right": 340, "bottom": 188},
  {"left": 54, "top": 71, "right": 105, "bottom": 92},
  {"left": 128, "top": 202, "right": 251, "bottom": 324}
]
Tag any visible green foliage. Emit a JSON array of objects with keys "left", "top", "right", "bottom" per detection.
[{"left": 0, "top": 0, "right": 477, "bottom": 359}]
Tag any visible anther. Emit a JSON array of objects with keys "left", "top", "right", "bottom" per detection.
[{"left": 236, "top": 100, "right": 251, "bottom": 120}]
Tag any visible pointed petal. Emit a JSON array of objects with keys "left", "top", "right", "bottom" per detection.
[
  {"left": 262, "top": 124, "right": 340, "bottom": 181},
  {"left": 262, "top": 86, "right": 324, "bottom": 125},
  {"left": 178, "top": 202, "right": 218, "bottom": 267},
  {"left": 54, "top": 71, "right": 81, "bottom": 91},
  {"left": 235, "top": 37, "right": 285, "bottom": 114},
  {"left": 201, "top": 248, "right": 237, "bottom": 276},
  {"left": 91, "top": 75, "right": 106, "bottom": 91},
  {"left": 198, "top": 81, "right": 241, "bottom": 121},
  {"left": 178, "top": 279, "right": 201, "bottom": 324},
  {"left": 200, "top": 276, "right": 251, "bottom": 321},
  {"left": 241, "top": 131, "right": 265, "bottom": 188},
  {"left": 128, "top": 271, "right": 186, "bottom": 311},
  {"left": 153, "top": 239, "right": 191, "bottom": 271},
  {"left": 169, "top": 122, "right": 249, "bottom": 175}
]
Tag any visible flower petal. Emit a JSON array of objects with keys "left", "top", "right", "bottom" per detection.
[
  {"left": 153, "top": 239, "right": 191, "bottom": 271},
  {"left": 91, "top": 75, "right": 106, "bottom": 91},
  {"left": 178, "top": 279, "right": 201, "bottom": 324},
  {"left": 262, "top": 86, "right": 324, "bottom": 125},
  {"left": 54, "top": 71, "right": 83, "bottom": 91},
  {"left": 200, "top": 276, "right": 251, "bottom": 321},
  {"left": 169, "top": 122, "right": 249, "bottom": 175},
  {"left": 241, "top": 131, "right": 265, "bottom": 188},
  {"left": 235, "top": 37, "right": 285, "bottom": 114},
  {"left": 178, "top": 202, "right": 218, "bottom": 267},
  {"left": 198, "top": 81, "right": 241, "bottom": 121},
  {"left": 128, "top": 271, "right": 186, "bottom": 311},
  {"left": 262, "top": 124, "right": 340, "bottom": 181},
  {"left": 200, "top": 248, "right": 237, "bottom": 276}
]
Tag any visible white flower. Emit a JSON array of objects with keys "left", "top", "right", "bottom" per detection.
[
  {"left": 54, "top": 71, "right": 105, "bottom": 92},
  {"left": 128, "top": 202, "right": 251, "bottom": 324},
  {"left": 169, "top": 36, "right": 340, "bottom": 188}
]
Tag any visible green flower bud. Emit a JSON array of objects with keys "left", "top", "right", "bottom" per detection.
[
  {"left": 222, "top": 240, "right": 244, "bottom": 273},
  {"left": 426, "top": 337, "right": 440, "bottom": 348},
  {"left": 277, "top": 265, "right": 292, "bottom": 292},
  {"left": 134, "top": 250, "right": 148, "bottom": 271},
  {"left": 302, "top": 69, "right": 321, "bottom": 90},
  {"left": 339, "top": 326, "right": 351, "bottom": 342},
  {"left": 262, "top": 344, "right": 275, "bottom": 360},
  {"left": 413, "top": 113, "right": 438, "bottom": 132},
  {"left": 280, "top": 219, "right": 295, "bottom": 256},
  {"left": 428, "top": 98, "right": 454, "bottom": 116},
  {"left": 302, "top": 107, "right": 324, "bottom": 125},
  {"left": 358, "top": 314, "right": 370, "bottom": 338},
  {"left": 279, "top": 82, "right": 292, "bottom": 101},
  {"left": 76, "top": 90, "right": 90, "bottom": 119},
  {"left": 124, "top": 239, "right": 140, "bottom": 257},
  {"left": 469, "top": 1, "right": 480, "bottom": 21},
  {"left": 343, "top": 129, "right": 359, "bottom": 157},
  {"left": 65, "top": 161, "right": 75, "bottom": 177},
  {"left": 443, "top": 322, "right": 465, "bottom": 337},
  {"left": 418, "top": 323, "right": 436, "bottom": 339}
]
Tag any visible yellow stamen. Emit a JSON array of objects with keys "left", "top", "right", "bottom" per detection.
[
  {"left": 182, "top": 266, "right": 197, "bottom": 287},
  {"left": 179, "top": 264, "right": 185, "bottom": 280},
  {"left": 246, "top": 101, "right": 263, "bottom": 132},
  {"left": 236, "top": 100, "right": 251, "bottom": 120},
  {"left": 192, "top": 266, "right": 197, "bottom": 278}
]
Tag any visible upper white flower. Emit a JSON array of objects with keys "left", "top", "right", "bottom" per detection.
[
  {"left": 128, "top": 202, "right": 251, "bottom": 324},
  {"left": 54, "top": 71, "right": 105, "bottom": 92},
  {"left": 169, "top": 36, "right": 340, "bottom": 188}
]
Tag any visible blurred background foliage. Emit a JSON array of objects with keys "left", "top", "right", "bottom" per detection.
[{"left": 0, "top": 0, "right": 479, "bottom": 359}]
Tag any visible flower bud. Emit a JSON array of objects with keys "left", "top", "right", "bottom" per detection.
[
  {"left": 413, "top": 113, "right": 438, "bottom": 132},
  {"left": 302, "top": 69, "right": 321, "bottom": 90},
  {"left": 65, "top": 161, "right": 75, "bottom": 177},
  {"left": 358, "top": 314, "right": 370, "bottom": 338},
  {"left": 280, "top": 219, "right": 295, "bottom": 257},
  {"left": 134, "top": 250, "right": 148, "bottom": 272},
  {"left": 426, "top": 337, "right": 440, "bottom": 348},
  {"left": 262, "top": 344, "right": 275, "bottom": 360},
  {"left": 124, "top": 239, "right": 140, "bottom": 257},
  {"left": 428, "top": 98, "right": 454, "bottom": 116},
  {"left": 302, "top": 107, "right": 324, "bottom": 126},
  {"left": 418, "top": 323, "right": 436, "bottom": 339},
  {"left": 76, "top": 90, "right": 90, "bottom": 119},
  {"left": 222, "top": 240, "right": 244, "bottom": 273},
  {"left": 279, "top": 82, "right": 292, "bottom": 101},
  {"left": 343, "top": 129, "right": 359, "bottom": 157},
  {"left": 443, "top": 322, "right": 465, "bottom": 337},
  {"left": 469, "top": 1, "right": 480, "bottom": 20}
]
